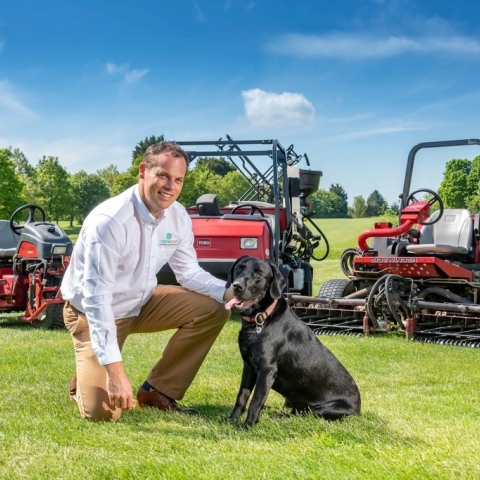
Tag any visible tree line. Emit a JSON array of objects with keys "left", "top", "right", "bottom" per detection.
[
  {"left": 1, "top": 135, "right": 475, "bottom": 223},
  {"left": 0, "top": 135, "right": 252, "bottom": 224}
]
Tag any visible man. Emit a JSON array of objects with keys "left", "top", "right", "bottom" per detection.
[{"left": 61, "top": 141, "right": 232, "bottom": 421}]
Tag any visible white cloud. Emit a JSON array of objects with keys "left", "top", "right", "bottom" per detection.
[
  {"left": 331, "top": 124, "right": 426, "bottom": 140},
  {"left": 194, "top": 2, "right": 206, "bottom": 22},
  {"left": 105, "top": 62, "right": 149, "bottom": 83},
  {"left": 124, "top": 69, "right": 149, "bottom": 83},
  {"left": 242, "top": 88, "right": 316, "bottom": 127},
  {"left": 106, "top": 62, "right": 126, "bottom": 75},
  {"left": 266, "top": 33, "right": 480, "bottom": 59},
  {"left": 0, "top": 80, "right": 36, "bottom": 119}
]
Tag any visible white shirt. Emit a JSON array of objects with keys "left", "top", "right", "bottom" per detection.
[{"left": 60, "top": 185, "right": 226, "bottom": 365}]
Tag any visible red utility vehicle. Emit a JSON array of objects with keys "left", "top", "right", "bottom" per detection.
[{"left": 157, "top": 136, "right": 327, "bottom": 297}]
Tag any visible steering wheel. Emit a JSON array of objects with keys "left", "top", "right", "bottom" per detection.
[
  {"left": 405, "top": 189, "right": 444, "bottom": 225},
  {"left": 9, "top": 204, "right": 47, "bottom": 235},
  {"left": 231, "top": 204, "right": 265, "bottom": 217}
]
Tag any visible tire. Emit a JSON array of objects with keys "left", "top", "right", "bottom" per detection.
[
  {"left": 31, "top": 303, "right": 65, "bottom": 330},
  {"left": 31, "top": 275, "right": 66, "bottom": 330},
  {"left": 318, "top": 278, "right": 355, "bottom": 298}
]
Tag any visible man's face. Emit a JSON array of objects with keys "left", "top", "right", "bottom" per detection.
[{"left": 138, "top": 152, "right": 187, "bottom": 217}]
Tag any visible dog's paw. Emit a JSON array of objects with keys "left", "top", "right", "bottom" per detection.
[{"left": 240, "top": 420, "right": 255, "bottom": 430}]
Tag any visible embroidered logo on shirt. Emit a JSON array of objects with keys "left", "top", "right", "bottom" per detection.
[{"left": 159, "top": 232, "right": 178, "bottom": 245}]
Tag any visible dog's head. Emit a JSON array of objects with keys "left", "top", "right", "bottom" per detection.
[{"left": 225, "top": 256, "right": 286, "bottom": 315}]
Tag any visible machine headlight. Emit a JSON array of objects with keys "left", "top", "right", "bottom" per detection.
[
  {"left": 240, "top": 238, "right": 258, "bottom": 249},
  {"left": 52, "top": 245, "right": 68, "bottom": 255}
]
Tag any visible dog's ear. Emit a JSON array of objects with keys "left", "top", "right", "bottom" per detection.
[
  {"left": 225, "top": 255, "right": 251, "bottom": 288},
  {"left": 268, "top": 261, "right": 286, "bottom": 299}
]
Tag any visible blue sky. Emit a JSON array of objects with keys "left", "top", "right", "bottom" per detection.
[{"left": 2, "top": 0, "right": 480, "bottom": 205}]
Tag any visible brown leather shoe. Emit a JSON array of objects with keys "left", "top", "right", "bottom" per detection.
[{"left": 136, "top": 387, "right": 198, "bottom": 414}]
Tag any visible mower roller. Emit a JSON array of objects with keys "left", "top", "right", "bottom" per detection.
[
  {"left": 290, "top": 139, "right": 480, "bottom": 347},
  {"left": 0, "top": 204, "right": 72, "bottom": 329}
]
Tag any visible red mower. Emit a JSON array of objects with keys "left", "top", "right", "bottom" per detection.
[
  {"left": 291, "top": 139, "right": 480, "bottom": 347},
  {"left": 0, "top": 204, "right": 73, "bottom": 329}
]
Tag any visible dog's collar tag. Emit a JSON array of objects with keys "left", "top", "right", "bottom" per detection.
[{"left": 255, "top": 313, "right": 266, "bottom": 334}]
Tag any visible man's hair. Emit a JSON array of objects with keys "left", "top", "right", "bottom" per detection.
[{"left": 142, "top": 141, "right": 190, "bottom": 169}]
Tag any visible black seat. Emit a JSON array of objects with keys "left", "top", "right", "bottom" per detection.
[
  {"left": 196, "top": 194, "right": 222, "bottom": 216},
  {"left": 0, "top": 220, "right": 18, "bottom": 259}
]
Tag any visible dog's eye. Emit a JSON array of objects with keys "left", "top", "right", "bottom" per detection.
[{"left": 254, "top": 271, "right": 263, "bottom": 278}]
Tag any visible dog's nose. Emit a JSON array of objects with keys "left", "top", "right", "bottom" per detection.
[{"left": 232, "top": 280, "right": 245, "bottom": 292}]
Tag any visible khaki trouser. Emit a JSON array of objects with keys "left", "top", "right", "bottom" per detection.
[{"left": 63, "top": 285, "right": 230, "bottom": 421}]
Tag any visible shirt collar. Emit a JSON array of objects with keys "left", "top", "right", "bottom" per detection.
[{"left": 132, "top": 185, "right": 165, "bottom": 226}]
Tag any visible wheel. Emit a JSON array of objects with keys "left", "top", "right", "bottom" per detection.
[
  {"left": 31, "top": 303, "right": 65, "bottom": 330},
  {"left": 318, "top": 278, "right": 355, "bottom": 298},
  {"left": 405, "top": 189, "right": 444, "bottom": 225},
  {"left": 9, "top": 204, "right": 46, "bottom": 235},
  {"left": 231, "top": 204, "right": 265, "bottom": 217},
  {"left": 31, "top": 275, "right": 66, "bottom": 330}
]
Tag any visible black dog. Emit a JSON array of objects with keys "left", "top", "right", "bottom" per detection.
[{"left": 224, "top": 256, "right": 361, "bottom": 429}]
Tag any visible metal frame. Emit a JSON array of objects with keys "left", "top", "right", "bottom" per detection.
[{"left": 401, "top": 138, "right": 480, "bottom": 209}]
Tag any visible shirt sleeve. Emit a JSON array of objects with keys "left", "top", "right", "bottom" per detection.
[
  {"left": 80, "top": 215, "right": 124, "bottom": 365},
  {"left": 167, "top": 216, "right": 226, "bottom": 303}
]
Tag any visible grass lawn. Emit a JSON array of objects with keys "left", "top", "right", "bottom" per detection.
[
  {"left": 1, "top": 314, "right": 479, "bottom": 479},
  {"left": 1, "top": 217, "right": 478, "bottom": 479}
]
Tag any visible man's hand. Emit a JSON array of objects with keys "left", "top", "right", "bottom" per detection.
[
  {"left": 223, "top": 285, "right": 234, "bottom": 302},
  {"left": 104, "top": 362, "right": 133, "bottom": 411}
]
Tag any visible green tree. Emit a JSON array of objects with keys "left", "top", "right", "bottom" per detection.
[
  {"left": 132, "top": 135, "right": 165, "bottom": 160},
  {"left": 217, "top": 171, "right": 250, "bottom": 205},
  {"left": 97, "top": 164, "right": 120, "bottom": 194},
  {"left": 388, "top": 201, "right": 400, "bottom": 215},
  {"left": 329, "top": 183, "right": 348, "bottom": 203},
  {"left": 34, "top": 156, "right": 72, "bottom": 222},
  {"left": 328, "top": 184, "right": 348, "bottom": 217},
  {"left": 438, "top": 159, "right": 471, "bottom": 208},
  {"left": 10, "top": 148, "right": 36, "bottom": 203},
  {"left": 0, "top": 149, "right": 24, "bottom": 218},
  {"left": 366, "top": 190, "right": 387, "bottom": 217},
  {"left": 11, "top": 148, "right": 35, "bottom": 178},
  {"left": 70, "top": 171, "right": 110, "bottom": 224},
  {"left": 349, "top": 195, "right": 367, "bottom": 218},
  {"left": 110, "top": 171, "right": 138, "bottom": 197},
  {"left": 195, "top": 157, "right": 234, "bottom": 177},
  {"left": 178, "top": 165, "right": 217, "bottom": 207},
  {"left": 309, "top": 189, "right": 348, "bottom": 218},
  {"left": 178, "top": 165, "right": 249, "bottom": 208}
]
